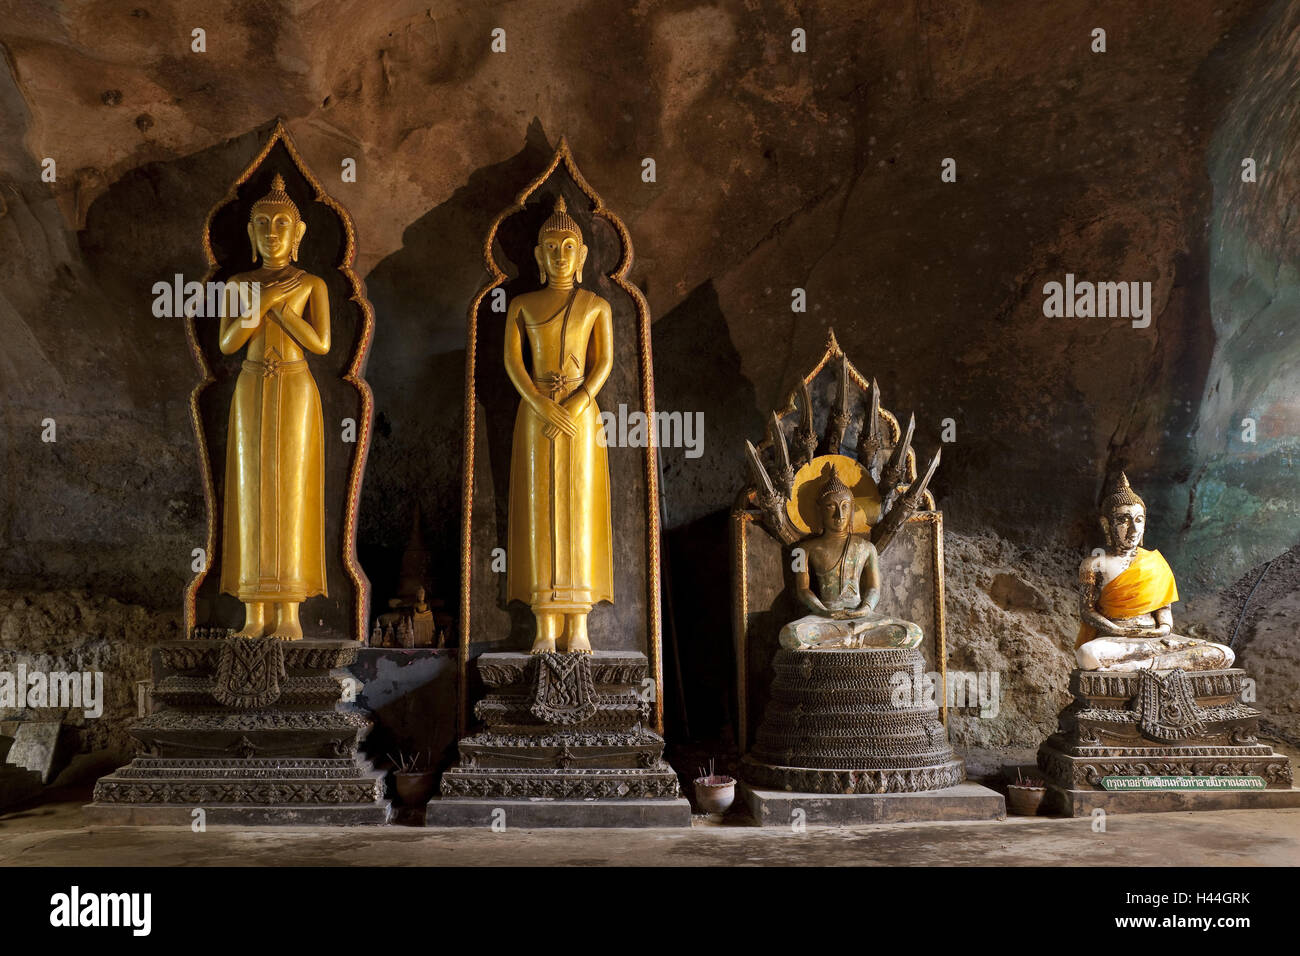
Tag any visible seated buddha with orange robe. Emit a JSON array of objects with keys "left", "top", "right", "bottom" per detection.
[{"left": 1075, "top": 473, "right": 1234, "bottom": 672}]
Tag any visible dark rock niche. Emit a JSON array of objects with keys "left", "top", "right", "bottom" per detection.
[
  {"left": 463, "top": 143, "right": 658, "bottom": 701},
  {"left": 187, "top": 131, "right": 373, "bottom": 642},
  {"left": 2, "top": 1, "right": 1299, "bottom": 771}
]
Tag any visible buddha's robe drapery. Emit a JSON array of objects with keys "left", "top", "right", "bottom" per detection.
[
  {"left": 507, "top": 288, "right": 614, "bottom": 613},
  {"left": 220, "top": 305, "right": 327, "bottom": 603},
  {"left": 780, "top": 535, "right": 923, "bottom": 650},
  {"left": 1075, "top": 547, "right": 1177, "bottom": 648}
]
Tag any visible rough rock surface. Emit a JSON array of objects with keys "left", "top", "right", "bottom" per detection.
[
  {"left": 0, "top": 591, "right": 181, "bottom": 773},
  {"left": 941, "top": 530, "right": 1078, "bottom": 772},
  {"left": 0, "top": 1, "right": 1296, "bottom": 769},
  {"left": 1182, "top": 544, "right": 1300, "bottom": 746}
]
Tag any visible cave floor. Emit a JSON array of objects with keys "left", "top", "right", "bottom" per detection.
[{"left": 2, "top": 792, "right": 1299, "bottom": 865}]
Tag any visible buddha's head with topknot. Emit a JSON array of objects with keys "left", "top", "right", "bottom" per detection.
[
  {"left": 817, "top": 463, "right": 855, "bottom": 535},
  {"left": 248, "top": 173, "right": 305, "bottom": 266},
  {"left": 534, "top": 196, "right": 587, "bottom": 286},
  {"left": 1100, "top": 471, "right": 1146, "bottom": 553}
]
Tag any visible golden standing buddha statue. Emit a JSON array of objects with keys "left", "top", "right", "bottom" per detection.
[
  {"left": 217, "top": 174, "right": 331, "bottom": 640},
  {"left": 504, "top": 197, "right": 615, "bottom": 655}
]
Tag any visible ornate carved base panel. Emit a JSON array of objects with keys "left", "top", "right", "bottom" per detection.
[
  {"left": 1038, "top": 667, "right": 1294, "bottom": 795},
  {"left": 86, "top": 638, "right": 391, "bottom": 825},
  {"left": 92, "top": 758, "right": 386, "bottom": 806},
  {"left": 455, "top": 728, "right": 668, "bottom": 770},
  {"left": 741, "top": 756, "right": 965, "bottom": 795},
  {"left": 1038, "top": 744, "right": 1293, "bottom": 790},
  {"left": 440, "top": 767, "right": 683, "bottom": 800}
]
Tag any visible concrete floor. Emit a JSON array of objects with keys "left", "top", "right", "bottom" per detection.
[{"left": 3, "top": 792, "right": 1300, "bottom": 865}]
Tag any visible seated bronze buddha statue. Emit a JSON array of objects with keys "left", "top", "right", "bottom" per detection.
[{"left": 780, "top": 464, "right": 923, "bottom": 651}]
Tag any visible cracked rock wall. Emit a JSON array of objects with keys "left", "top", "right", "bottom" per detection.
[{"left": 0, "top": 0, "right": 1296, "bottom": 766}]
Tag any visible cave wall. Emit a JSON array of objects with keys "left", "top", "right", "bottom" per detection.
[
  {"left": 1, "top": 0, "right": 1297, "bottom": 762},
  {"left": 1169, "top": 0, "right": 1300, "bottom": 593}
]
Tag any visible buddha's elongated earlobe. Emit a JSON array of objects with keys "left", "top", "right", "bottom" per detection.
[
  {"left": 535, "top": 246, "right": 547, "bottom": 284},
  {"left": 576, "top": 244, "right": 588, "bottom": 284},
  {"left": 291, "top": 221, "right": 306, "bottom": 262},
  {"left": 247, "top": 223, "right": 259, "bottom": 265}
]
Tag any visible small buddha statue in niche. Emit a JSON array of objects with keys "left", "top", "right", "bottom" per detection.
[
  {"left": 780, "top": 465, "right": 923, "bottom": 650},
  {"left": 504, "top": 197, "right": 615, "bottom": 655},
  {"left": 217, "top": 173, "right": 330, "bottom": 641},
  {"left": 1075, "top": 473, "right": 1234, "bottom": 672},
  {"left": 410, "top": 586, "right": 436, "bottom": 647}
]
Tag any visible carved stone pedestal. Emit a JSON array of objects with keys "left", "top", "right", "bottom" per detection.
[
  {"left": 85, "top": 637, "right": 391, "bottom": 826},
  {"left": 1037, "top": 667, "right": 1299, "bottom": 816},
  {"left": 742, "top": 647, "right": 966, "bottom": 794},
  {"left": 427, "top": 651, "right": 690, "bottom": 828}
]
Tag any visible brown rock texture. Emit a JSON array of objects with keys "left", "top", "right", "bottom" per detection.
[
  {"left": 0, "top": 591, "right": 182, "bottom": 767},
  {"left": 941, "top": 531, "right": 1078, "bottom": 772},
  {"left": 0, "top": 1, "right": 1295, "bottom": 766},
  {"left": 1181, "top": 544, "right": 1300, "bottom": 747}
]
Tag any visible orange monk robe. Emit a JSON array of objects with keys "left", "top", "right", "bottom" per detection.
[{"left": 1075, "top": 548, "right": 1180, "bottom": 648}]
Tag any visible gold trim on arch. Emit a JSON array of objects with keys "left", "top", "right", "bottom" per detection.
[
  {"left": 458, "top": 137, "right": 664, "bottom": 735},
  {"left": 183, "top": 119, "right": 376, "bottom": 643}
]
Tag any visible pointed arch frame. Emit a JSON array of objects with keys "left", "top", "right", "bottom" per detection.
[
  {"left": 458, "top": 138, "right": 664, "bottom": 734},
  {"left": 183, "top": 119, "right": 375, "bottom": 643}
]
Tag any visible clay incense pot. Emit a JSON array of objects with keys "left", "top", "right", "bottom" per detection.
[
  {"left": 694, "top": 774, "right": 736, "bottom": 815},
  {"left": 1006, "top": 779, "right": 1047, "bottom": 816},
  {"left": 394, "top": 771, "right": 436, "bottom": 807}
]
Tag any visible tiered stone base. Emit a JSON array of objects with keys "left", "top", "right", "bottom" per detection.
[
  {"left": 1038, "top": 667, "right": 1298, "bottom": 817},
  {"left": 742, "top": 646, "right": 966, "bottom": 795},
  {"left": 85, "top": 637, "right": 390, "bottom": 826},
  {"left": 428, "top": 651, "right": 690, "bottom": 827}
]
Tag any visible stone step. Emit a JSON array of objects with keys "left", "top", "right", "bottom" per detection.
[
  {"left": 740, "top": 781, "right": 1006, "bottom": 826},
  {"left": 425, "top": 797, "right": 691, "bottom": 828},
  {"left": 440, "top": 765, "right": 682, "bottom": 800},
  {"left": 92, "top": 760, "right": 386, "bottom": 805}
]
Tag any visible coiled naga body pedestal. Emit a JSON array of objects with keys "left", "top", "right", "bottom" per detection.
[{"left": 742, "top": 646, "right": 965, "bottom": 794}]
